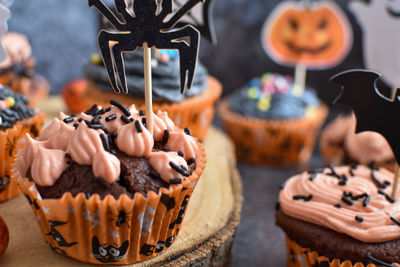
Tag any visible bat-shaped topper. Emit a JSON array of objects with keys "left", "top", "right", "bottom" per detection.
[
  {"left": 89, "top": 0, "right": 203, "bottom": 94},
  {"left": 330, "top": 69, "right": 400, "bottom": 164}
]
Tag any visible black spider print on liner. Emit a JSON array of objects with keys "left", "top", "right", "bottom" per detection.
[
  {"left": 169, "top": 195, "right": 190, "bottom": 229},
  {"left": 47, "top": 220, "right": 78, "bottom": 247}
]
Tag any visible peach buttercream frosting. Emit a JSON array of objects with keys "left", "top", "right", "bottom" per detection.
[
  {"left": 20, "top": 101, "right": 199, "bottom": 186},
  {"left": 279, "top": 165, "right": 400, "bottom": 243}
]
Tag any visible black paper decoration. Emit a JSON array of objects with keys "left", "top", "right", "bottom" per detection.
[
  {"left": 331, "top": 69, "right": 400, "bottom": 164},
  {"left": 89, "top": 0, "right": 204, "bottom": 94}
]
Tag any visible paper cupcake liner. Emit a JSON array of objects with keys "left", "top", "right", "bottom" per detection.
[
  {"left": 218, "top": 99, "right": 328, "bottom": 166},
  {"left": 0, "top": 112, "right": 45, "bottom": 202},
  {"left": 285, "top": 235, "right": 400, "bottom": 267},
  {"left": 82, "top": 76, "right": 222, "bottom": 140},
  {"left": 12, "top": 143, "right": 206, "bottom": 264}
]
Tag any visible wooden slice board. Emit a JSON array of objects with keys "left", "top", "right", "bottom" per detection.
[{"left": 0, "top": 96, "right": 243, "bottom": 266}]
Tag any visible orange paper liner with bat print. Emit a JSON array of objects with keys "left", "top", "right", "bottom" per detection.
[
  {"left": 218, "top": 99, "right": 328, "bottom": 166},
  {"left": 0, "top": 112, "right": 45, "bottom": 202},
  {"left": 285, "top": 235, "right": 400, "bottom": 267},
  {"left": 81, "top": 77, "right": 222, "bottom": 140},
  {"left": 12, "top": 143, "right": 206, "bottom": 265}
]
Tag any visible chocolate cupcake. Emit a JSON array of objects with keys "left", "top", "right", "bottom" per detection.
[
  {"left": 320, "top": 113, "right": 395, "bottom": 171},
  {"left": 0, "top": 84, "right": 45, "bottom": 202},
  {"left": 13, "top": 101, "right": 206, "bottom": 264},
  {"left": 81, "top": 50, "right": 222, "bottom": 140},
  {"left": 0, "top": 32, "right": 49, "bottom": 103},
  {"left": 219, "top": 73, "right": 327, "bottom": 166},
  {"left": 277, "top": 164, "right": 400, "bottom": 266}
]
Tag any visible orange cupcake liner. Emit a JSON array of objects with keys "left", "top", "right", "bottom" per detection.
[
  {"left": 218, "top": 99, "right": 328, "bottom": 166},
  {"left": 12, "top": 143, "right": 206, "bottom": 264},
  {"left": 81, "top": 76, "right": 222, "bottom": 140},
  {"left": 285, "top": 235, "right": 400, "bottom": 267},
  {"left": 0, "top": 112, "right": 45, "bottom": 202}
]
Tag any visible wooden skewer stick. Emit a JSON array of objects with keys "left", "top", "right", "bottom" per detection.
[
  {"left": 143, "top": 42, "right": 154, "bottom": 135},
  {"left": 392, "top": 163, "right": 400, "bottom": 200},
  {"left": 292, "top": 63, "right": 307, "bottom": 97}
]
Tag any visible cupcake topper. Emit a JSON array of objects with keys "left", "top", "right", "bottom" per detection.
[
  {"left": 331, "top": 69, "right": 400, "bottom": 199},
  {"left": 89, "top": 0, "right": 207, "bottom": 135},
  {"left": 261, "top": 0, "right": 352, "bottom": 96}
]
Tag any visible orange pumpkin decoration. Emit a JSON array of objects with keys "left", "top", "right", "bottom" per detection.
[
  {"left": 0, "top": 216, "right": 9, "bottom": 257},
  {"left": 62, "top": 79, "right": 91, "bottom": 114},
  {"left": 262, "top": 1, "right": 352, "bottom": 69}
]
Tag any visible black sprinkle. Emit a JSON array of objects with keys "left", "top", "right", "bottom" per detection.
[
  {"left": 309, "top": 172, "right": 317, "bottom": 181},
  {"left": 275, "top": 202, "right": 280, "bottom": 211},
  {"left": 84, "top": 104, "right": 98, "bottom": 115},
  {"left": 170, "top": 178, "right": 182, "bottom": 184},
  {"left": 88, "top": 124, "right": 107, "bottom": 132},
  {"left": 363, "top": 195, "right": 370, "bottom": 207},
  {"left": 293, "top": 195, "right": 306, "bottom": 200},
  {"left": 139, "top": 110, "right": 144, "bottom": 116},
  {"left": 135, "top": 120, "right": 143, "bottom": 132},
  {"left": 169, "top": 161, "right": 189, "bottom": 176},
  {"left": 349, "top": 164, "right": 357, "bottom": 176},
  {"left": 327, "top": 164, "right": 341, "bottom": 178},
  {"left": 130, "top": 118, "right": 134, "bottom": 122},
  {"left": 368, "top": 161, "right": 380, "bottom": 170},
  {"left": 73, "top": 123, "right": 79, "bottom": 129},
  {"left": 121, "top": 115, "right": 131, "bottom": 124},
  {"left": 97, "top": 176, "right": 110, "bottom": 188},
  {"left": 150, "top": 170, "right": 161, "bottom": 179},
  {"left": 304, "top": 194, "right": 313, "bottom": 201},
  {"left": 371, "top": 169, "right": 385, "bottom": 188},
  {"left": 384, "top": 180, "right": 392, "bottom": 186},
  {"left": 78, "top": 118, "right": 83, "bottom": 122},
  {"left": 334, "top": 203, "right": 342, "bottom": 208},
  {"left": 162, "top": 146, "right": 169, "bottom": 152},
  {"left": 141, "top": 117, "right": 146, "bottom": 126},
  {"left": 98, "top": 107, "right": 112, "bottom": 115},
  {"left": 184, "top": 127, "right": 191, "bottom": 136},
  {"left": 378, "top": 189, "right": 395, "bottom": 203},
  {"left": 341, "top": 196, "right": 353, "bottom": 206},
  {"left": 187, "top": 158, "right": 195, "bottom": 165},
  {"left": 355, "top": 216, "right": 364, "bottom": 222},
  {"left": 100, "top": 134, "right": 110, "bottom": 151},
  {"left": 105, "top": 114, "right": 116, "bottom": 122},
  {"left": 366, "top": 253, "right": 394, "bottom": 267},
  {"left": 391, "top": 216, "right": 400, "bottom": 227},
  {"left": 162, "top": 129, "right": 169, "bottom": 144},
  {"left": 178, "top": 151, "right": 184, "bottom": 157},
  {"left": 63, "top": 116, "right": 75, "bottom": 124},
  {"left": 110, "top": 100, "right": 131, "bottom": 117},
  {"left": 352, "top": 193, "right": 367, "bottom": 200},
  {"left": 91, "top": 115, "right": 101, "bottom": 124}
]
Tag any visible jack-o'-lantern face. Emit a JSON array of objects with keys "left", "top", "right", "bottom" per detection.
[{"left": 262, "top": 1, "right": 352, "bottom": 69}]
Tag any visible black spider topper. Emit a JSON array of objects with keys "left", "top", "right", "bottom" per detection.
[
  {"left": 330, "top": 69, "right": 400, "bottom": 165},
  {"left": 89, "top": 0, "right": 204, "bottom": 94}
]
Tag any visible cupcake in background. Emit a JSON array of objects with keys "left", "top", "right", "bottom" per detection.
[
  {"left": 276, "top": 164, "right": 400, "bottom": 266},
  {"left": 0, "top": 32, "right": 50, "bottom": 103},
  {"left": 79, "top": 49, "right": 222, "bottom": 140},
  {"left": 0, "top": 84, "right": 45, "bottom": 202},
  {"left": 219, "top": 73, "right": 327, "bottom": 166},
  {"left": 13, "top": 101, "right": 206, "bottom": 264},
  {"left": 320, "top": 112, "right": 395, "bottom": 171}
]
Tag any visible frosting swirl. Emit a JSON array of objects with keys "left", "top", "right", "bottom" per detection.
[
  {"left": 83, "top": 49, "right": 208, "bottom": 102},
  {"left": 279, "top": 165, "right": 400, "bottom": 243}
]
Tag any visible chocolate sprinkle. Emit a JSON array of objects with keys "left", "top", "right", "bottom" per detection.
[
  {"left": 150, "top": 170, "right": 161, "bottom": 179},
  {"left": 366, "top": 253, "right": 394, "bottom": 267},
  {"left": 184, "top": 127, "right": 191, "bottom": 136},
  {"left": 98, "top": 107, "right": 112, "bottom": 115},
  {"left": 78, "top": 118, "right": 83, "bottom": 122},
  {"left": 334, "top": 203, "right": 342, "bottom": 208},
  {"left": 63, "top": 116, "right": 75, "bottom": 124},
  {"left": 170, "top": 178, "right": 182, "bottom": 184},
  {"left": 378, "top": 189, "right": 395, "bottom": 203},
  {"left": 73, "top": 123, "right": 79, "bottom": 129},
  {"left": 121, "top": 115, "right": 131, "bottom": 124},
  {"left": 105, "top": 114, "right": 116, "bottom": 122},
  {"left": 141, "top": 117, "right": 146, "bottom": 126},
  {"left": 349, "top": 164, "right": 357, "bottom": 176},
  {"left": 178, "top": 151, "right": 184, "bottom": 157},
  {"left": 327, "top": 164, "right": 341, "bottom": 178},
  {"left": 169, "top": 161, "right": 189, "bottom": 177},
  {"left": 293, "top": 194, "right": 313, "bottom": 201},
  {"left": 187, "top": 157, "right": 195, "bottom": 165},
  {"left": 135, "top": 120, "right": 143, "bottom": 133},
  {"left": 355, "top": 215, "right": 364, "bottom": 222},
  {"left": 363, "top": 195, "right": 370, "bottom": 207},
  {"left": 139, "top": 110, "right": 144, "bottom": 116},
  {"left": 84, "top": 104, "right": 98, "bottom": 116},
  {"left": 110, "top": 100, "right": 131, "bottom": 117},
  {"left": 341, "top": 196, "right": 353, "bottom": 206},
  {"left": 162, "top": 129, "right": 169, "bottom": 144},
  {"left": 91, "top": 115, "right": 101, "bottom": 124},
  {"left": 390, "top": 216, "right": 400, "bottom": 227},
  {"left": 100, "top": 133, "right": 110, "bottom": 151},
  {"left": 309, "top": 172, "right": 318, "bottom": 181},
  {"left": 371, "top": 169, "right": 385, "bottom": 188}
]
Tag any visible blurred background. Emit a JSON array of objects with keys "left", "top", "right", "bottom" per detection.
[{"left": 7, "top": 0, "right": 367, "bottom": 104}]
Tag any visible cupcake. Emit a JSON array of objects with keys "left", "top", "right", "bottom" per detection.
[
  {"left": 276, "top": 164, "right": 400, "bottom": 266},
  {"left": 219, "top": 73, "right": 328, "bottom": 166},
  {"left": 0, "top": 84, "right": 45, "bottom": 202},
  {"left": 320, "top": 112, "right": 395, "bottom": 171},
  {"left": 13, "top": 101, "right": 206, "bottom": 264},
  {"left": 0, "top": 32, "right": 50, "bottom": 103},
  {"left": 81, "top": 50, "right": 222, "bottom": 140}
]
